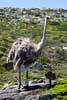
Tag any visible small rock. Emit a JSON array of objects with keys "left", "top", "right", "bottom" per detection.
[{"left": 39, "top": 95, "right": 51, "bottom": 100}]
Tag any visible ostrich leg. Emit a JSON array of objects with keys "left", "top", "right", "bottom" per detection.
[
  {"left": 49, "top": 79, "right": 52, "bottom": 86},
  {"left": 25, "top": 66, "right": 29, "bottom": 88},
  {"left": 18, "top": 67, "right": 21, "bottom": 90}
]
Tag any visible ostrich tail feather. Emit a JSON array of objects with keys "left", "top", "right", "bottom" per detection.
[
  {"left": 6, "top": 57, "right": 9, "bottom": 63},
  {"left": 13, "top": 58, "right": 21, "bottom": 71},
  {"left": 14, "top": 65, "right": 17, "bottom": 70}
]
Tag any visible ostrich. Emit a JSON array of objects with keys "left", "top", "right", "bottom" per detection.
[
  {"left": 45, "top": 71, "right": 56, "bottom": 87},
  {"left": 7, "top": 16, "right": 49, "bottom": 90}
]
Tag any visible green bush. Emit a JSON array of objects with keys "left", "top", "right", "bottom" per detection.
[
  {"left": 38, "top": 56, "right": 50, "bottom": 65},
  {"left": 0, "top": 83, "right": 4, "bottom": 88},
  {"left": 48, "top": 21, "right": 60, "bottom": 26}
]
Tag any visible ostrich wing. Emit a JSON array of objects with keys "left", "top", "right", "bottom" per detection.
[{"left": 13, "top": 43, "right": 40, "bottom": 68}]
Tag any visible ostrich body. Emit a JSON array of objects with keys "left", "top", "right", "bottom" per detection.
[{"left": 7, "top": 17, "right": 48, "bottom": 90}]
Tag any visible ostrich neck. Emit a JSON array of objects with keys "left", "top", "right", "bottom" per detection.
[{"left": 36, "top": 18, "right": 47, "bottom": 51}]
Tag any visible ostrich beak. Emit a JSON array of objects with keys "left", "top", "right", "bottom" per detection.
[{"left": 45, "top": 15, "right": 51, "bottom": 20}]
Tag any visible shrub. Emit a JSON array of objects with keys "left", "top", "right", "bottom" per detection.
[{"left": 48, "top": 21, "right": 60, "bottom": 26}]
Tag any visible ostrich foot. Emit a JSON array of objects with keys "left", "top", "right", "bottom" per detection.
[
  {"left": 15, "top": 86, "right": 21, "bottom": 93},
  {"left": 17, "top": 89, "right": 21, "bottom": 93}
]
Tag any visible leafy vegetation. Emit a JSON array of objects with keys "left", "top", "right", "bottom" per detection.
[{"left": 46, "top": 79, "right": 67, "bottom": 100}]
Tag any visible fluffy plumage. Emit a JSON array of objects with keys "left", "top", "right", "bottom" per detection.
[{"left": 8, "top": 37, "right": 41, "bottom": 70}]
